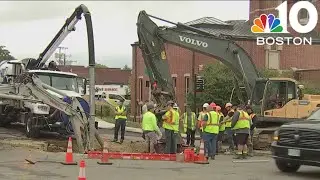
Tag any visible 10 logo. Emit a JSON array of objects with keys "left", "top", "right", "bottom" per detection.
[{"left": 277, "top": 0, "right": 318, "bottom": 33}]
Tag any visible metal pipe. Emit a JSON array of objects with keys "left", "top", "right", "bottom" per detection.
[{"left": 0, "top": 94, "right": 42, "bottom": 103}]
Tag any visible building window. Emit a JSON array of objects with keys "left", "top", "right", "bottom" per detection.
[
  {"left": 172, "top": 77, "right": 177, "bottom": 93},
  {"left": 139, "top": 78, "right": 143, "bottom": 101},
  {"left": 185, "top": 76, "right": 190, "bottom": 95},
  {"left": 146, "top": 81, "right": 150, "bottom": 88}
]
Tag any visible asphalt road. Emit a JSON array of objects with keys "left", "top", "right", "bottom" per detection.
[{"left": 0, "top": 146, "right": 319, "bottom": 180}]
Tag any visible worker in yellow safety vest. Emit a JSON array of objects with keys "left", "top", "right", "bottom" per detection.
[
  {"left": 197, "top": 103, "right": 209, "bottom": 138},
  {"left": 162, "top": 101, "right": 180, "bottom": 154},
  {"left": 181, "top": 106, "right": 196, "bottom": 147},
  {"left": 216, "top": 106, "right": 225, "bottom": 154},
  {"left": 112, "top": 100, "right": 127, "bottom": 144},
  {"left": 245, "top": 105, "right": 257, "bottom": 157},
  {"left": 142, "top": 102, "right": 162, "bottom": 153},
  {"left": 202, "top": 103, "right": 220, "bottom": 160},
  {"left": 231, "top": 105, "right": 252, "bottom": 159},
  {"left": 222, "top": 102, "right": 235, "bottom": 152}
]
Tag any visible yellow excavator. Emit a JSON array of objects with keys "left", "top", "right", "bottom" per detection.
[{"left": 136, "top": 11, "right": 320, "bottom": 149}]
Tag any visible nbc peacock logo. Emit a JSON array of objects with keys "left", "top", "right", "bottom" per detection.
[{"left": 251, "top": 14, "right": 283, "bottom": 33}]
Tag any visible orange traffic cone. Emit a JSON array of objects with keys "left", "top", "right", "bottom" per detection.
[
  {"left": 78, "top": 160, "right": 86, "bottom": 180},
  {"left": 61, "top": 137, "right": 77, "bottom": 165},
  {"left": 194, "top": 139, "right": 209, "bottom": 164},
  {"left": 97, "top": 139, "right": 113, "bottom": 165}
]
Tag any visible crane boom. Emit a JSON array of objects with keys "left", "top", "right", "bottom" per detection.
[
  {"left": 137, "top": 11, "right": 261, "bottom": 106},
  {"left": 26, "top": 4, "right": 94, "bottom": 69}
]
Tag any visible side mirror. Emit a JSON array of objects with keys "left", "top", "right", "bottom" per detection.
[{"left": 83, "top": 78, "right": 88, "bottom": 95}]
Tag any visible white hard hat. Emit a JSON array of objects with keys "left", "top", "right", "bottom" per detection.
[
  {"left": 203, "top": 103, "right": 209, "bottom": 108},
  {"left": 225, "top": 103, "right": 232, "bottom": 108},
  {"left": 173, "top": 103, "right": 178, "bottom": 108}
]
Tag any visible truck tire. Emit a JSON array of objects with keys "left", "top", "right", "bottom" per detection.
[
  {"left": 275, "top": 159, "right": 301, "bottom": 173},
  {"left": 25, "top": 113, "right": 40, "bottom": 138}
]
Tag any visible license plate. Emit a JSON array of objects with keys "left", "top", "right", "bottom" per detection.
[{"left": 288, "top": 149, "right": 300, "bottom": 157}]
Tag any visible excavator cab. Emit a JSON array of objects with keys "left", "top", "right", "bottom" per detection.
[{"left": 251, "top": 78, "right": 307, "bottom": 124}]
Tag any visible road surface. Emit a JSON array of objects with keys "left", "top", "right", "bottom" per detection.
[{"left": 0, "top": 145, "right": 319, "bottom": 180}]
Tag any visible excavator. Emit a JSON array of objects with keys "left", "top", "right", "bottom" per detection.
[
  {"left": 0, "top": 4, "right": 103, "bottom": 153},
  {"left": 136, "top": 11, "right": 320, "bottom": 149}
]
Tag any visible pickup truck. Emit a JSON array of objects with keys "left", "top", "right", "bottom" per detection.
[{"left": 271, "top": 108, "right": 320, "bottom": 172}]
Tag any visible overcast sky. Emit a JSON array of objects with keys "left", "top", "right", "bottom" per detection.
[{"left": 0, "top": 1, "right": 249, "bottom": 68}]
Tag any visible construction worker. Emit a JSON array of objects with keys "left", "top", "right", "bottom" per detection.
[
  {"left": 181, "top": 106, "right": 196, "bottom": 147},
  {"left": 202, "top": 103, "right": 219, "bottom": 160},
  {"left": 216, "top": 106, "right": 225, "bottom": 154},
  {"left": 231, "top": 105, "right": 252, "bottom": 159},
  {"left": 142, "top": 102, "right": 162, "bottom": 153},
  {"left": 162, "top": 101, "right": 179, "bottom": 154},
  {"left": 197, "top": 103, "right": 209, "bottom": 138},
  {"left": 112, "top": 99, "right": 127, "bottom": 144},
  {"left": 223, "top": 103, "right": 235, "bottom": 152},
  {"left": 245, "top": 105, "right": 257, "bottom": 157}
]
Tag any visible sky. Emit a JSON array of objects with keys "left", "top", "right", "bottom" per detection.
[{"left": 0, "top": 1, "right": 249, "bottom": 68}]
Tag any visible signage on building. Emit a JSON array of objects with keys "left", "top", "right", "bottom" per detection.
[{"left": 252, "top": 1, "right": 317, "bottom": 46}]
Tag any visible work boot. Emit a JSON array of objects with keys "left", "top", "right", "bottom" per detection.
[
  {"left": 233, "top": 153, "right": 243, "bottom": 159},
  {"left": 242, "top": 153, "right": 248, "bottom": 159},
  {"left": 210, "top": 156, "right": 215, "bottom": 160},
  {"left": 111, "top": 139, "right": 118, "bottom": 143},
  {"left": 119, "top": 139, "right": 124, "bottom": 144}
]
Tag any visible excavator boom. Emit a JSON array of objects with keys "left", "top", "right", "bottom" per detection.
[{"left": 137, "top": 11, "right": 261, "bottom": 106}]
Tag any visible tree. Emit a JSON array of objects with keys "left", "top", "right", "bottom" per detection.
[
  {"left": 187, "top": 63, "right": 240, "bottom": 108},
  {"left": 122, "top": 64, "right": 131, "bottom": 70},
  {"left": 0, "top": 46, "right": 15, "bottom": 61},
  {"left": 95, "top": 63, "right": 108, "bottom": 68}
]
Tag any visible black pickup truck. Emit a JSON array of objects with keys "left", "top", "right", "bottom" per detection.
[{"left": 271, "top": 108, "right": 320, "bottom": 172}]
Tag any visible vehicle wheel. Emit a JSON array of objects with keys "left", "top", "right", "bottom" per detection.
[
  {"left": 275, "top": 159, "right": 301, "bottom": 173},
  {"left": 25, "top": 113, "right": 40, "bottom": 138}
]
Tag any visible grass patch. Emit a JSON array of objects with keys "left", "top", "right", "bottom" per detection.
[{"left": 102, "top": 116, "right": 141, "bottom": 129}]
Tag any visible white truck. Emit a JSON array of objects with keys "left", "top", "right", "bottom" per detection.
[{"left": 0, "top": 4, "right": 103, "bottom": 153}]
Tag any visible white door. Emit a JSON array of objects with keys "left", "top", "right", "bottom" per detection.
[{"left": 268, "top": 51, "right": 280, "bottom": 69}]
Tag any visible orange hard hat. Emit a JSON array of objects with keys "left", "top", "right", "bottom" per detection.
[{"left": 216, "top": 106, "right": 221, "bottom": 111}]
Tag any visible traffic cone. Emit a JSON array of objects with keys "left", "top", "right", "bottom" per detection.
[
  {"left": 78, "top": 160, "right": 86, "bottom": 180},
  {"left": 194, "top": 139, "right": 209, "bottom": 164},
  {"left": 97, "top": 140, "right": 113, "bottom": 165},
  {"left": 61, "top": 137, "right": 77, "bottom": 165}
]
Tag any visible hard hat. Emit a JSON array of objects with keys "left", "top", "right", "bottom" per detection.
[
  {"left": 216, "top": 106, "right": 221, "bottom": 111},
  {"left": 203, "top": 103, "right": 209, "bottom": 108},
  {"left": 146, "top": 102, "right": 155, "bottom": 110},
  {"left": 210, "top": 103, "right": 216, "bottom": 108},
  {"left": 173, "top": 103, "right": 179, "bottom": 109},
  {"left": 225, "top": 103, "right": 232, "bottom": 108},
  {"left": 166, "top": 100, "right": 174, "bottom": 106}
]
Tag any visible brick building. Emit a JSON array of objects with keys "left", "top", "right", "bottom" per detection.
[{"left": 130, "top": 0, "right": 320, "bottom": 119}]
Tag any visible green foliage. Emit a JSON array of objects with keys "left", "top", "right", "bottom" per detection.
[
  {"left": 186, "top": 63, "right": 240, "bottom": 108},
  {"left": 0, "top": 45, "right": 15, "bottom": 61},
  {"left": 96, "top": 63, "right": 108, "bottom": 68},
  {"left": 122, "top": 64, "right": 131, "bottom": 70},
  {"left": 95, "top": 104, "right": 115, "bottom": 117}
]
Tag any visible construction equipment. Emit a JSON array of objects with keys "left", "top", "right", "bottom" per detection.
[
  {"left": 136, "top": 11, "right": 320, "bottom": 149},
  {"left": 0, "top": 4, "right": 102, "bottom": 153}
]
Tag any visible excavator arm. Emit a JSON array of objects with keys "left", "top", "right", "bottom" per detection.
[
  {"left": 137, "top": 11, "right": 261, "bottom": 107},
  {"left": 25, "top": 4, "right": 94, "bottom": 69},
  {"left": 0, "top": 72, "right": 103, "bottom": 153}
]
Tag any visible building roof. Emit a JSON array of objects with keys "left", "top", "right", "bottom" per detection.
[
  {"left": 180, "top": 17, "right": 320, "bottom": 42},
  {"left": 58, "top": 65, "right": 131, "bottom": 85}
]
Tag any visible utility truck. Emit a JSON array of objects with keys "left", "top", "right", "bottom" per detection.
[{"left": 0, "top": 4, "right": 103, "bottom": 153}]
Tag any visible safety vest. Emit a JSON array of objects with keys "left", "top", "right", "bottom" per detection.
[
  {"left": 233, "top": 110, "right": 251, "bottom": 130},
  {"left": 163, "top": 108, "right": 179, "bottom": 132},
  {"left": 218, "top": 112, "right": 225, "bottom": 132},
  {"left": 183, "top": 112, "right": 196, "bottom": 132},
  {"left": 115, "top": 106, "right": 127, "bottom": 120},
  {"left": 225, "top": 109, "right": 234, "bottom": 128},
  {"left": 142, "top": 111, "right": 157, "bottom": 131},
  {"left": 204, "top": 111, "right": 219, "bottom": 134}
]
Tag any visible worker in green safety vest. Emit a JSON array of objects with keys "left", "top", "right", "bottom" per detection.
[
  {"left": 231, "top": 105, "right": 252, "bottom": 159},
  {"left": 162, "top": 101, "right": 179, "bottom": 154},
  {"left": 202, "top": 103, "right": 220, "bottom": 160},
  {"left": 216, "top": 106, "right": 225, "bottom": 154},
  {"left": 181, "top": 106, "right": 196, "bottom": 147},
  {"left": 112, "top": 100, "right": 127, "bottom": 144},
  {"left": 142, "top": 102, "right": 162, "bottom": 153}
]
